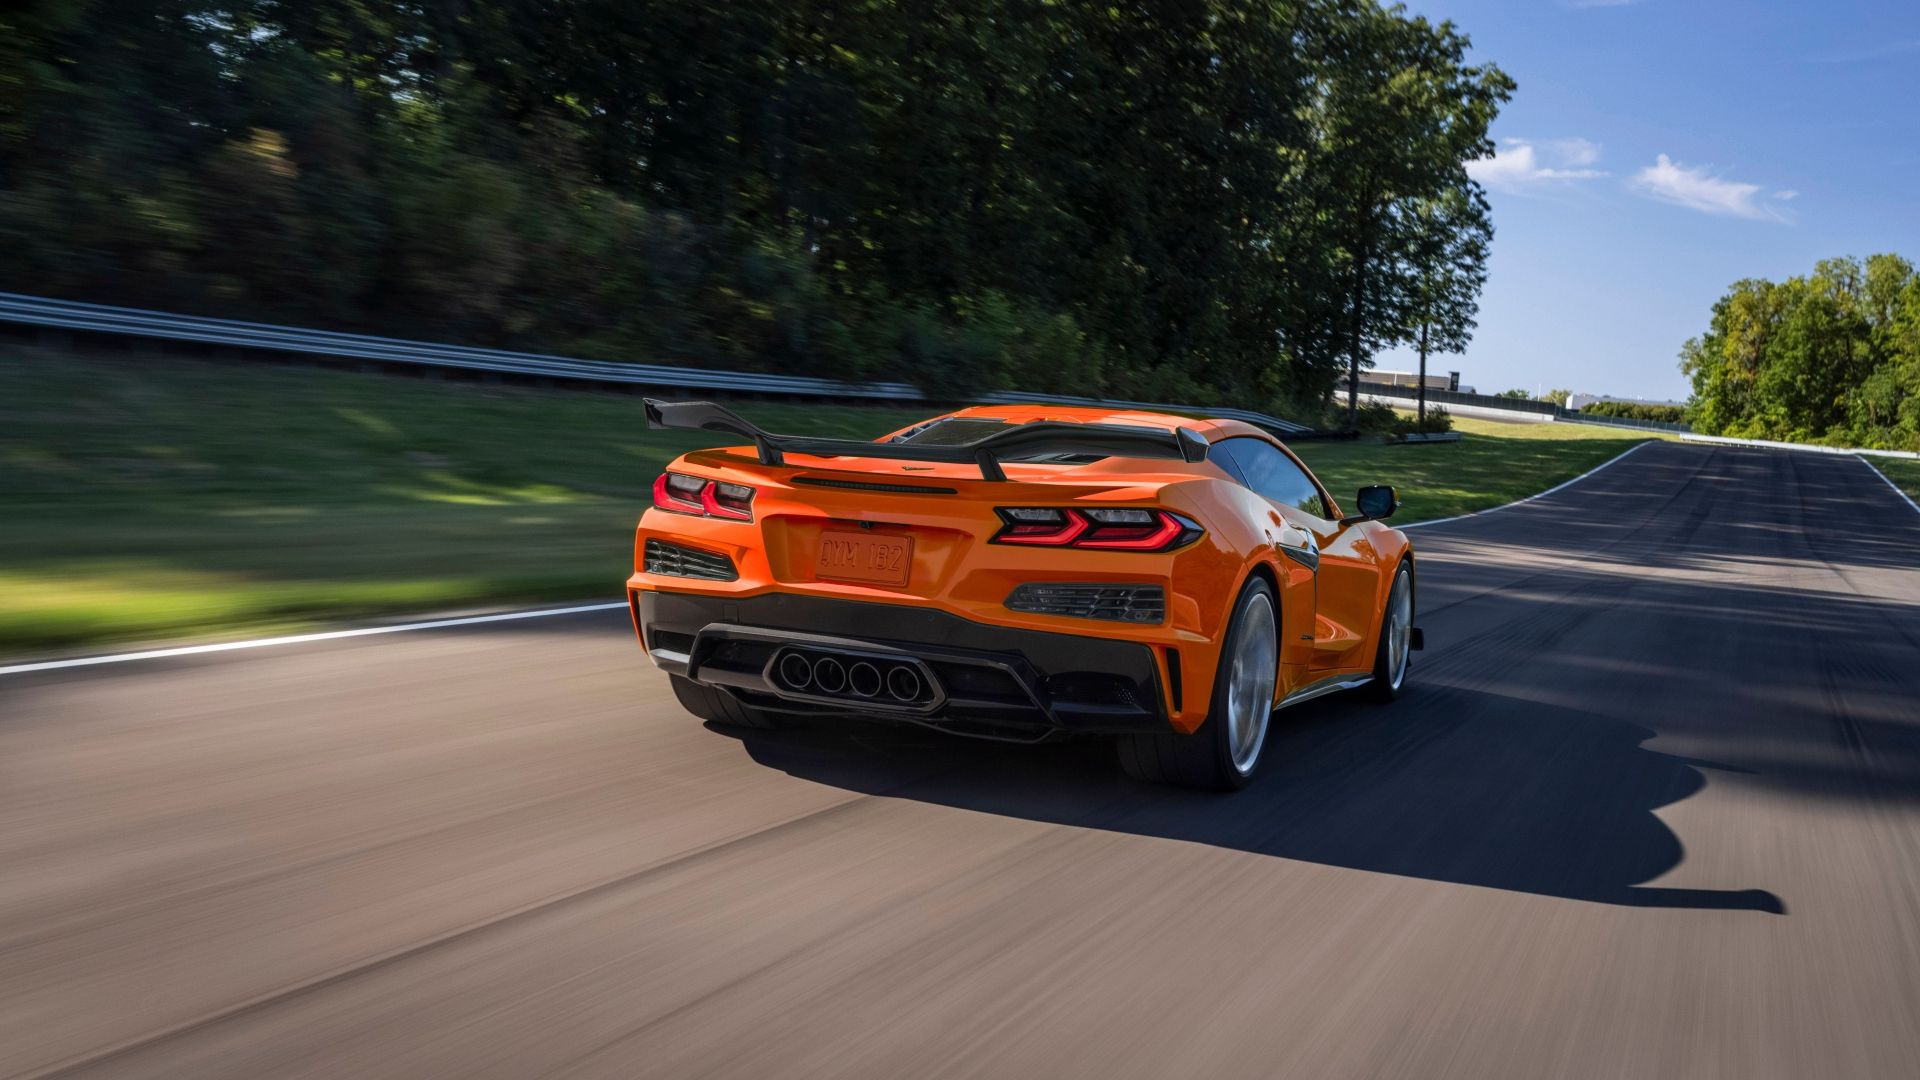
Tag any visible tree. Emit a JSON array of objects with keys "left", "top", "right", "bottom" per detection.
[
  {"left": 1403, "top": 186, "right": 1490, "bottom": 424},
  {"left": 1682, "top": 255, "right": 1920, "bottom": 450},
  {"left": 1299, "top": 5, "right": 1512, "bottom": 428},
  {"left": 1, "top": 1, "right": 1512, "bottom": 418}
]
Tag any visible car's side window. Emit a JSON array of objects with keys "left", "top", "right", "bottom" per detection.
[
  {"left": 1210, "top": 442, "right": 1252, "bottom": 487},
  {"left": 1216, "top": 438, "right": 1330, "bottom": 520}
]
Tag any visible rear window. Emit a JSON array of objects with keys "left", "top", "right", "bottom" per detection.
[
  {"left": 888, "top": 417, "right": 1107, "bottom": 465},
  {"left": 890, "top": 418, "right": 1008, "bottom": 445}
]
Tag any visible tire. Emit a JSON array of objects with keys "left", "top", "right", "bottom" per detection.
[
  {"left": 670, "top": 674, "right": 791, "bottom": 730},
  {"left": 1362, "top": 560, "right": 1414, "bottom": 703},
  {"left": 1117, "top": 577, "right": 1279, "bottom": 791}
]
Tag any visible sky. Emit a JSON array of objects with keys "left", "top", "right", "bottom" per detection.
[{"left": 1375, "top": 0, "right": 1920, "bottom": 401}]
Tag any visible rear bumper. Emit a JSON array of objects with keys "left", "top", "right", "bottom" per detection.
[{"left": 635, "top": 590, "right": 1173, "bottom": 738}]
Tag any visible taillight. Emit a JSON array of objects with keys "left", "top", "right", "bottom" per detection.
[
  {"left": 991, "top": 508, "right": 1200, "bottom": 552},
  {"left": 652, "top": 472, "right": 755, "bottom": 521},
  {"left": 702, "top": 481, "right": 755, "bottom": 521},
  {"left": 995, "top": 507, "right": 1089, "bottom": 546}
]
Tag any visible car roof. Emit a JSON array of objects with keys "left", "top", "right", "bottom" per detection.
[{"left": 933, "top": 404, "right": 1273, "bottom": 444}]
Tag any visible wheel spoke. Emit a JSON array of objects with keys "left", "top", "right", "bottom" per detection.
[
  {"left": 1227, "top": 593, "right": 1276, "bottom": 774},
  {"left": 1385, "top": 570, "right": 1412, "bottom": 689}
]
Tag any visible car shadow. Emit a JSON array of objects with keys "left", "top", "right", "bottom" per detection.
[{"left": 709, "top": 681, "right": 1786, "bottom": 914}]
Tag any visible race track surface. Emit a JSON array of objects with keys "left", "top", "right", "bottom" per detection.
[{"left": 4, "top": 441, "right": 1919, "bottom": 1079}]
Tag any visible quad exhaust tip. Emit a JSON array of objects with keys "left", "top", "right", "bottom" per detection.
[
  {"left": 886, "top": 665, "right": 922, "bottom": 702},
  {"left": 777, "top": 651, "right": 814, "bottom": 690},
  {"left": 812, "top": 656, "right": 848, "bottom": 694},
  {"left": 768, "top": 648, "right": 934, "bottom": 706},
  {"left": 848, "top": 661, "right": 882, "bottom": 698}
]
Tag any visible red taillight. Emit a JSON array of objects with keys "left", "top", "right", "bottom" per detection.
[
  {"left": 995, "top": 507, "right": 1090, "bottom": 546},
  {"left": 1076, "top": 509, "right": 1186, "bottom": 550},
  {"left": 653, "top": 472, "right": 754, "bottom": 521},
  {"left": 653, "top": 472, "right": 705, "bottom": 514},
  {"left": 992, "top": 507, "right": 1200, "bottom": 552},
  {"left": 702, "top": 481, "right": 755, "bottom": 521}
]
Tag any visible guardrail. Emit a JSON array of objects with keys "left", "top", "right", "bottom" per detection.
[
  {"left": 1354, "top": 390, "right": 1555, "bottom": 424},
  {"left": 1354, "top": 381, "right": 1558, "bottom": 417},
  {"left": 1680, "top": 432, "right": 1920, "bottom": 461},
  {"left": 1353, "top": 380, "right": 1691, "bottom": 433},
  {"left": 0, "top": 291, "right": 1310, "bottom": 434},
  {"left": 1557, "top": 412, "right": 1691, "bottom": 434}
]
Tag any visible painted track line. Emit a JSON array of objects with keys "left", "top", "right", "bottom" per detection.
[
  {"left": 0, "top": 601, "right": 629, "bottom": 677},
  {"left": 1401, "top": 440, "right": 1652, "bottom": 531},
  {"left": 1857, "top": 454, "right": 1920, "bottom": 517}
]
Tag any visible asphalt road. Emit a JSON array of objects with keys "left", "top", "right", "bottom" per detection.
[{"left": 4, "top": 441, "right": 1919, "bottom": 1079}]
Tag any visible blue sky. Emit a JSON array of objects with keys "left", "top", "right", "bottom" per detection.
[{"left": 1376, "top": 0, "right": 1920, "bottom": 401}]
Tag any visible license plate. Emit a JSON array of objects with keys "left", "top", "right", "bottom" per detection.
[{"left": 816, "top": 531, "right": 912, "bottom": 587}]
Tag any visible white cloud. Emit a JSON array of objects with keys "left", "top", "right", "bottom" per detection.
[
  {"left": 1467, "top": 137, "right": 1608, "bottom": 193},
  {"left": 1554, "top": 137, "right": 1602, "bottom": 167},
  {"left": 1630, "top": 154, "right": 1793, "bottom": 222}
]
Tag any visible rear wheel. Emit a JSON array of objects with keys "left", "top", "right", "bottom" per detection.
[
  {"left": 1117, "top": 577, "right": 1278, "bottom": 791},
  {"left": 1362, "top": 561, "right": 1414, "bottom": 702},
  {"left": 670, "top": 674, "right": 791, "bottom": 730}
]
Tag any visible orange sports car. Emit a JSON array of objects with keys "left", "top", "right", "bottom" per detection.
[{"left": 628, "top": 399, "right": 1420, "bottom": 790}]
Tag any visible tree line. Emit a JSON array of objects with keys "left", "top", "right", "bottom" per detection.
[
  {"left": 1, "top": 1, "right": 1509, "bottom": 422},
  {"left": 1682, "top": 255, "right": 1920, "bottom": 450},
  {"left": 1580, "top": 400, "right": 1684, "bottom": 424}
]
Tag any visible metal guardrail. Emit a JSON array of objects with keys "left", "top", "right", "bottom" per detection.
[
  {"left": 1354, "top": 381, "right": 1558, "bottom": 417},
  {"left": 1354, "top": 390, "right": 1555, "bottom": 424},
  {"left": 0, "top": 291, "right": 1312, "bottom": 434},
  {"left": 1354, "top": 380, "right": 1692, "bottom": 433},
  {"left": 1680, "top": 433, "right": 1920, "bottom": 461},
  {"left": 1557, "top": 412, "right": 1691, "bottom": 434}
]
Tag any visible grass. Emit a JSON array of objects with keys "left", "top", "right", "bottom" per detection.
[
  {"left": 0, "top": 349, "right": 1654, "bottom": 653},
  {"left": 0, "top": 349, "right": 928, "bottom": 652},
  {"left": 1870, "top": 457, "right": 1920, "bottom": 505},
  {"left": 1298, "top": 415, "right": 1655, "bottom": 525}
]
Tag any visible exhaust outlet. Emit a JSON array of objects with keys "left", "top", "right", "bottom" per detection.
[
  {"left": 812, "top": 656, "right": 848, "bottom": 694},
  {"left": 848, "top": 661, "right": 882, "bottom": 698},
  {"left": 776, "top": 651, "right": 814, "bottom": 690},
  {"left": 886, "top": 665, "right": 923, "bottom": 702}
]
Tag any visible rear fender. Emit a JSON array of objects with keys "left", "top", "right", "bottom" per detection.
[{"left": 1362, "top": 525, "right": 1415, "bottom": 644}]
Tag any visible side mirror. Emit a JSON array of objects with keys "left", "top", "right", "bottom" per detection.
[{"left": 1352, "top": 484, "right": 1398, "bottom": 521}]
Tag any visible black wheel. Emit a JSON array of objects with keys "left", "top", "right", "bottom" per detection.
[
  {"left": 1117, "top": 577, "right": 1278, "bottom": 791},
  {"left": 670, "top": 674, "right": 791, "bottom": 730},
  {"left": 1362, "top": 561, "right": 1414, "bottom": 702}
]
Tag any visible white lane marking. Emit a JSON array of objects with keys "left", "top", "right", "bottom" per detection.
[
  {"left": 1401, "top": 440, "right": 1652, "bottom": 531},
  {"left": 1683, "top": 432, "right": 1920, "bottom": 460},
  {"left": 0, "top": 602, "right": 630, "bottom": 677},
  {"left": 1857, "top": 454, "right": 1920, "bottom": 517}
]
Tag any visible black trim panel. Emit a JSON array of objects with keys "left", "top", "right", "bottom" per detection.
[
  {"left": 1277, "top": 541, "right": 1319, "bottom": 573},
  {"left": 791, "top": 476, "right": 960, "bottom": 495},
  {"left": 638, "top": 591, "right": 1170, "bottom": 735}
]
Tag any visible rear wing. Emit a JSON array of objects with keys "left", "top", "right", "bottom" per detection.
[{"left": 643, "top": 399, "right": 1209, "bottom": 482}]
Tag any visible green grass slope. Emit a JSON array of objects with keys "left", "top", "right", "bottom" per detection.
[{"left": 1, "top": 351, "right": 1651, "bottom": 652}]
